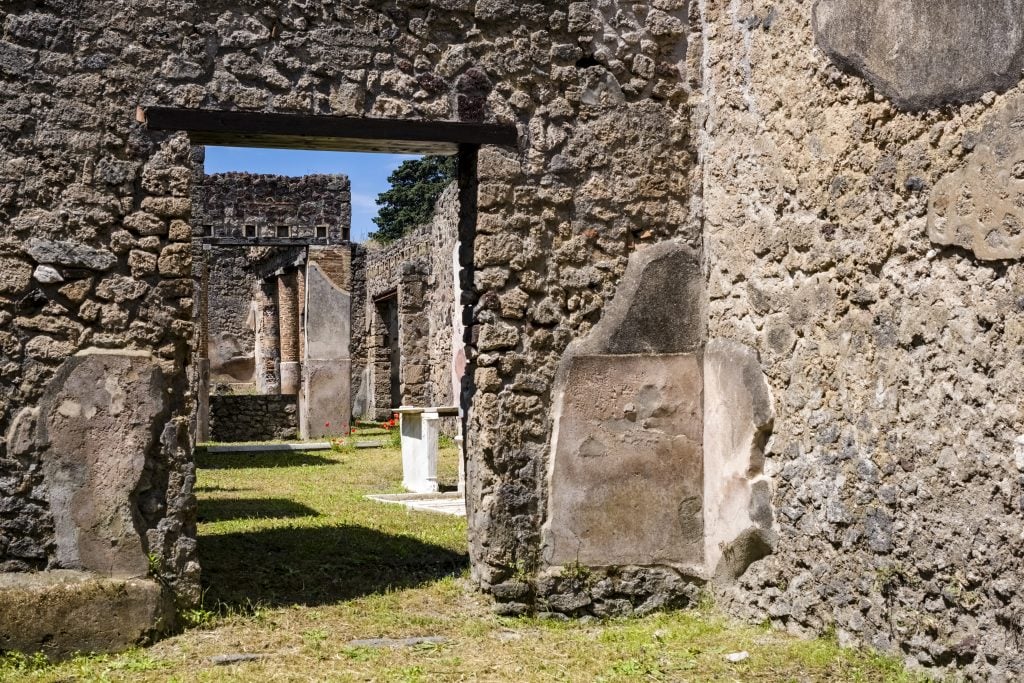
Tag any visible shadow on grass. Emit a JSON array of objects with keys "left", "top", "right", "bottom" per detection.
[
  {"left": 195, "top": 450, "right": 339, "bottom": 469},
  {"left": 198, "top": 524, "right": 468, "bottom": 608},
  {"left": 198, "top": 498, "right": 320, "bottom": 523}
]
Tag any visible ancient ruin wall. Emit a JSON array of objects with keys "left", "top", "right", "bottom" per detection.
[
  {"left": 426, "top": 184, "right": 461, "bottom": 410},
  {"left": 0, "top": 0, "right": 694, "bottom": 642},
  {"left": 208, "top": 395, "right": 297, "bottom": 442},
  {"left": 194, "top": 173, "right": 351, "bottom": 242},
  {"left": 698, "top": 1, "right": 1024, "bottom": 677},
  {"left": 356, "top": 186, "right": 461, "bottom": 420},
  {"left": 204, "top": 246, "right": 256, "bottom": 387}
]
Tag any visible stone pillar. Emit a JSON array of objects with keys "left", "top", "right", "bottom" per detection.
[
  {"left": 301, "top": 247, "right": 352, "bottom": 439},
  {"left": 277, "top": 270, "right": 300, "bottom": 395},
  {"left": 255, "top": 279, "right": 280, "bottom": 395},
  {"left": 196, "top": 245, "right": 211, "bottom": 442}
]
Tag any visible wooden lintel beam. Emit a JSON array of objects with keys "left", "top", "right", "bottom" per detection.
[{"left": 138, "top": 106, "right": 518, "bottom": 152}]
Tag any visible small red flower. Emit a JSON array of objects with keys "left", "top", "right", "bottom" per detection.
[{"left": 325, "top": 422, "right": 330, "bottom": 427}]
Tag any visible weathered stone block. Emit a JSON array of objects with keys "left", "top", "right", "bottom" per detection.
[
  {"left": 813, "top": 0, "right": 1024, "bottom": 109},
  {"left": 0, "top": 256, "right": 32, "bottom": 294},
  {"left": 543, "top": 353, "right": 703, "bottom": 569},
  {"left": 0, "top": 571, "right": 168, "bottom": 660},
  {"left": 928, "top": 94, "right": 1024, "bottom": 260},
  {"left": 574, "top": 241, "right": 704, "bottom": 355},
  {"left": 24, "top": 238, "right": 116, "bottom": 271},
  {"left": 36, "top": 349, "right": 166, "bottom": 577},
  {"left": 157, "top": 243, "right": 191, "bottom": 277},
  {"left": 703, "top": 339, "right": 776, "bottom": 580}
]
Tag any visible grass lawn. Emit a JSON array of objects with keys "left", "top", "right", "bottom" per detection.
[{"left": 1, "top": 431, "right": 921, "bottom": 682}]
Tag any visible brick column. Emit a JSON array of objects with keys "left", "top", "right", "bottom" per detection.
[{"left": 278, "top": 269, "right": 301, "bottom": 395}]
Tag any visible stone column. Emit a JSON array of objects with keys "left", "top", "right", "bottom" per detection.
[
  {"left": 277, "top": 269, "right": 300, "bottom": 395},
  {"left": 196, "top": 245, "right": 211, "bottom": 443},
  {"left": 255, "top": 279, "right": 280, "bottom": 395}
]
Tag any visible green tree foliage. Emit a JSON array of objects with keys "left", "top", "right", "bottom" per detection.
[{"left": 369, "top": 155, "right": 456, "bottom": 243}]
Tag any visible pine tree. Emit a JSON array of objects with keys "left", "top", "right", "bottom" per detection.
[{"left": 369, "top": 155, "right": 456, "bottom": 243}]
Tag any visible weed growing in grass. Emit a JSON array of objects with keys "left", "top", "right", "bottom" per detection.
[{"left": 0, "top": 650, "right": 48, "bottom": 674}]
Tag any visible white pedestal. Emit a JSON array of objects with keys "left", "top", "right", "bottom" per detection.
[{"left": 397, "top": 406, "right": 459, "bottom": 494}]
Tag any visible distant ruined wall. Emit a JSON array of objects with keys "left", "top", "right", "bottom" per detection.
[
  {"left": 205, "top": 246, "right": 255, "bottom": 386},
  {"left": 194, "top": 173, "right": 351, "bottom": 242},
  {"left": 426, "top": 184, "right": 461, "bottom": 410},
  {"left": 209, "top": 394, "right": 297, "bottom": 442},
  {"left": 356, "top": 183, "right": 460, "bottom": 421}
]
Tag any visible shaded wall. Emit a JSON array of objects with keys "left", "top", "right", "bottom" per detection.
[{"left": 209, "top": 394, "right": 297, "bottom": 442}]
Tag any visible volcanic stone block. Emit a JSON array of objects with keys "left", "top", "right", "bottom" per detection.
[
  {"left": 0, "top": 570, "right": 167, "bottom": 660},
  {"left": 24, "top": 238, "right": 116, "bottom": 271},
  {"left": 813, "top": 0, "right": 1024, "bottom": 110},
  {"left": 36, "top": 349, "right": 166, "bottom": 577},
  {"left": 574, "top": 241, "right": 704, "bottom": 355},
  {"left": 703, "top": 339, "right": 776, "bottom": 580},
  {"left": 928, "top": 95, "right": 1024, "bottom": 260},
  {"left": 543, "top": 353, "right": 704, "bottom": 569}
]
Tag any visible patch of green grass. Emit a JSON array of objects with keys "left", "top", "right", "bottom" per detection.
[{"left": 1, "top": 432, "right": 921, "bottom": 682}]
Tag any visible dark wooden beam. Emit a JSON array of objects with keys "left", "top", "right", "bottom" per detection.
[{"left": 138, "top": 107, "right": 517, "bottom": 154}]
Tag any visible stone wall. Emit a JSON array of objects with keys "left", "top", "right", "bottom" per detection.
[
  {"left": 426, "top": 184, "right": 461, "bottom": 411},
  {"left": 204, "top": 246, "right": 255, "bottom": 387},
  {"left": 354, "top": 182, "right": 460, "bottom": 422},
  {"left": 697, "top": 1, "right": 1024, "bottom": 677},
  {"left": 0, "top": 0, "right": 695, "bottom": 639},
  {"left": 208, "top": 394, "right": 297, "bottom": 442},
  {"left": 194, "top": 173, "right": 351, "bottom": 242},
  {"left": 4, "top": 1, "right": 1018, "bottom": 676}
]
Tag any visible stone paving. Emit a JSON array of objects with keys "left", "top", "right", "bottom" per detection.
[{"left": 365, "top": 492, "right": 466, "bottom": 518}]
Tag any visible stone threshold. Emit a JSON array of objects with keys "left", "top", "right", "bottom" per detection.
[
  {"left": 365, "top": 492, "right": 466, "bottom": 517},
  {"left": 204, "top": 442, "right": 332, "bottom": 453}
]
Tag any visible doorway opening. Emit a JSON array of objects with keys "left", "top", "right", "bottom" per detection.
[{"left": 140, "top": 106, "right": 514, "bottom": 610}]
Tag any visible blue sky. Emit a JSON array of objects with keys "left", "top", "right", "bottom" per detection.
[{"left": 203, "top": 147, "right": 421, "bottom": 242}]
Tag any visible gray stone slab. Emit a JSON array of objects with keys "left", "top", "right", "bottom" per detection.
[
  {"left": 0, "top": 570, "right": 167, "bottom": 660},
  {"left": 211, "top": 653, "right": 269, "bottom": 665},
  {"left": 36, "top": 349, "right": 166, "bottom": 577},
  {"left": 574, "top": 242, "right": 704, "bottom": 355},
  {"left": 543, "top": 353, "right": 704, "bottom": 568},
  {"left": 302, "top": 358, "right": 351, "bottom": 439},
  {"left": 813, "top": 0, "right": 1024, "bottom": 110},
  {"left": 347, "top": 636, "right": 447, "bottom": 648},
  {"left": 365, "top": 492, "right": 466, "bottom": 517},
  {"left": 205, "top": 442, "right": 331, "bottom": 453}
]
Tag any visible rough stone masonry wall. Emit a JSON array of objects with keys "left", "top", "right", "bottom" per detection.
[
  {"left": 208, "top": 394, "right": 297, "bottom": 442},
  {"left": 698, "top": 0, "right": 1024, "bottom": 678},
  {"left": 353, "top": 182, "right": 460, "bottom": 425},
  {"left": 194, "top": 172, "right": 351, "bottom": 242},
  {"left": 0, "top": 0, "right": 693, "bottom": 644},
  {"left": 426, "top": 183, "right": 461, "bottom": 410},
  {"left": 204, "top": 246, "right": 256, "bottom": 387}
]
